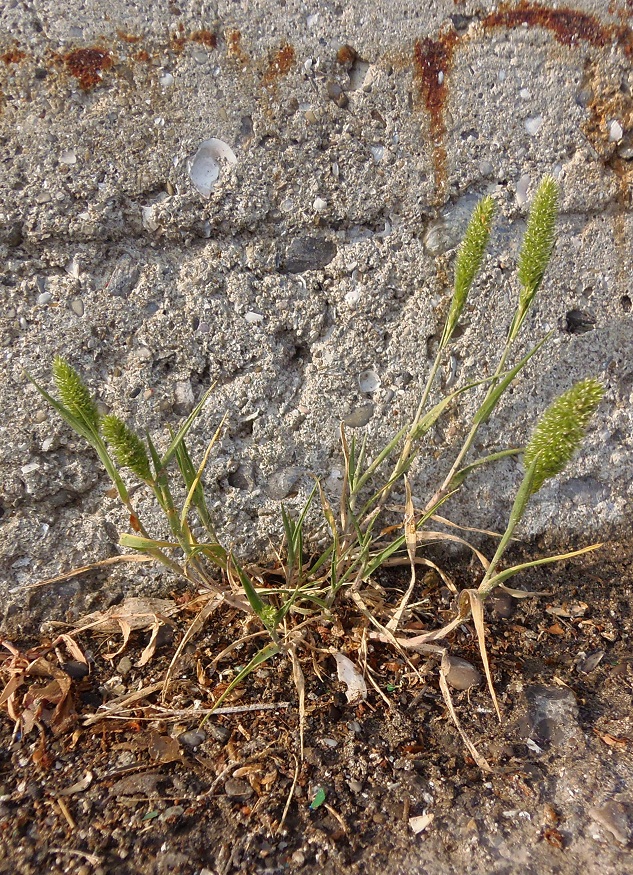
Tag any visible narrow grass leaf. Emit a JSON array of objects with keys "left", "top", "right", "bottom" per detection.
[
  {"left": 473, "top": 332, "right": 551, "bottom": 427},
  {"left": 480, "top": 543, "right": 603, "bottom": 592},
  {"left": 179, "top": 413, "right": 227, "bottom": 532},
  {"left": 161, "top": 384, "right": 215, "bottom": 468},
  {"left": 448, "top": 448, "right": 521, "bottom": 490},
  {"left": 119, "top": 534, "right": 181, "bottom": 550},
  {"left": 230, "top": 557, "right": 267, "bottom": 618},
  {"left": 467, "top": 590, "right": 501, "bottom": 721}
]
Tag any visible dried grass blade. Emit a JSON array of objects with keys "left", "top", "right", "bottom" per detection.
[
  {"left": 467, "top": 590, "right": 501, "bottom": 722},
  {"left": 386, "top": 478, "right": 417, "bottom": 633},
  {"left": 82, "top": 682, "right": 164, "bottom": 725},
  {"left": 439, "top": 654, "right": 492, "bottom": 772},
  {"left": 136, "top": 618, "right": 163, "bottom": 667},
  {"left": 416, "top": 529, "right": 490, "bottom": 572},
  {"left": 276, "top": 755, "right": 300, "bottom": 836},
  {"left": 289, "top": 646, "right": 306, "bottom": 759},
  {"left": 16, "top": 554, "right": 153, "bottom": 592}
]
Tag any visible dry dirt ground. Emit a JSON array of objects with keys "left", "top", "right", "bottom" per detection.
[{"left": 1, "top": 543, "right": 632, "bottom": 875}]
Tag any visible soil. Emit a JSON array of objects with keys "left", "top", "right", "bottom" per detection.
[{"left": 1, "top": 542, "right": 632, "bottom": 875}]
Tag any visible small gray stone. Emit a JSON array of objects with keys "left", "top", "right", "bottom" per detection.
[
  {"left": 266, "top": 466, "right": 303, "bottom": 500},
  {"left": 160, "top": 805, "right": 185, "bottom": 820},
  {"left": 177, "top": 729, "right": 206, "bottom": 749},
  {"left": 105, "top": 255, "right": 140, "bottom": 298},
  {"left": 224, "top": 778, "right": 253, "bottom": 799},
  {"left": 445, "top": 656, "right": 481, "bottom": 691},
  {"left": 116, "top": 656, "right": 133, "bottom": 676},
  {"left": 283, "top": 237, "right": 337, "bottom": 273},
  {"left": 208, "top": 723, "right": 231, "bottom": 744},
  {"left": 342, "top": 404, "right": 373, "bottom": 428},
  {"left": 70, "top": 297, "right": 85, "bottom": 317},
  {"left": 589, "top": 800, "right": 631, "bottom": 845}
]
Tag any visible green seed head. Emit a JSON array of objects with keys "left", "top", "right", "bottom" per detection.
[
  {"left": 101, "top": 415, "right": 152, "bottom": 481},
  {"left": 524, "top": 379, "right": 604, "bottom": 493},
  {"left": 443, "top": 195, "right": 495, "bottom": 346},
  {"left": 517, "top": 175, "right": 559, "bottom": 308},
  {"left": 52, "top": 356, "right": 100, "bottom": 433}
]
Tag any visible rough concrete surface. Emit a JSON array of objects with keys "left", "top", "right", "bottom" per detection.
[{"left": 1, "top": 0, "right": 632, "bottom": 621}]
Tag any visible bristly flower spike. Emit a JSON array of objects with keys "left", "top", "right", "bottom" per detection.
[
  {"left": 101, "top": 415, "right": 153, "bottom": 482},
  {"left": 441, "top": 195, "right": 495, "bottom": 349},
  {"left": 517, "top": 175, "right": 558, "bottom": 308},
  {"left": 524, "top": 379, "right": 604, "bottom": 494},
  {"left": 52, "top": 355, "right": 100, "bottom": 434}
]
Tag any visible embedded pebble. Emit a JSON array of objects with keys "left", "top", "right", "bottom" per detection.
[
  {"left": 177, "top": 730, "right": 206, "bottom": 749},
  {"left": 116, "top": 656, "right": 133, "bottom": 676},
  {"left": 608, "top": 120, "right": 623, "bottom": 142},
  {"left": 188, "top": 138, "right": 237, "bottom": 198},
  {"left": 59, "top": 150, "right": 77, "bottom": 165},
  {"left": 160, "top": 72, "right": 174, "bottom": 87},
  {"left": 244, "top": 310, "right": 264, "bottom": 323},
  {"left": 105, "top": 255, "right": 140, "bottom": 299},
  {"left": 478, "top": 159, "right": 493, "bottom": 177},
  {"left": 576, "top": 650, "right": 605, "bottom": 674},
  {"left": 370, "top": 145, "right": 384, "bottom": 163},
  {"left": 161, "top": 805, "right": 185, "bottom": 820},
  {"left": 174, "top": 380, "right": 195, "bottom": 413},
  {"left": 516, "top": 174, "right": 531, "bottom": 207},
  {"left": 37, "top": 292, "right": 52, "bottom": 306},
  {"left": 313, "top": 197, "right": 327, "bottom": 212},
  {"left": 445, "top": 656, "right": 481, "bottom": 691},
  {"left": 208, "top": 723, "right": 231, "bottom": 744},
  {"left": 423, "top": 193, "right": 480, "bottom": 255},
  {"left": 61, "top": 660, "right": 89, "bottom": 679},
  {"left": 342, "top": 403, "right": 373, "bottom": 428},
  {"left": 358, "top": 370, "right": 381, "bottom": 393},
  {"left": 589, "top": 800, "right": 631, "bottom": 845},
  {"left": 488, "top": 590, "right": 515, "bottom": 619},
  {"left": 518, "top": 685, "right": 583, "bottom": 750},
  {"left": 525, "top": 116, "right": 544, "bottom": 136},
  {"left": 283, "top": 237, "right": 337, "bottom": 273},
  {"left": 266, "top": 466, "right": 303, "bottom": 500},
  {"left": 224, "top": 778, "right": 253, "bottom": 799},
  {"left": 70, "top": 297, "right": 84, "bottom": 317}
]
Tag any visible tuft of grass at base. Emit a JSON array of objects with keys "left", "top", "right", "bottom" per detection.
[{"left": 30, "top": 177, "right": 606, "bottom": 763}]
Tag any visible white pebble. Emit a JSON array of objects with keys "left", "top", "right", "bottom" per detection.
[
  {"left": 525, "top": 116, "right": 543, "bottom": 136},
  {"left": 370, "top": 145, "right": 384, "bottom": 163},
  {"left": 244, "top": 311, "right": 264, "bottom": 323},
  {"left": 37, "top": 292, "right": 52, "bottom": 305},
  {"left": 313, "top": 197, "right": 327, "bottom": 212},
  {"left": 515, "top": 174, "right": 531, "bottom": 207},
  {"left": 358, "top": 370, "right": 381, "bottom": 393},
  {"left": 608, "top": 120, "right": 623, "bottom": 142},
  {"left": 160, "top": 72, "right": 174, "bottom": 87},
  {"left": 519, "top": 88, "right": 531, "bottom": 100},
  {"left": 59, "top": 150, "right": 77, "bottom": 165}
]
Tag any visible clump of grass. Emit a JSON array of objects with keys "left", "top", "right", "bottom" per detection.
[{"left": 30, "top": 177, "right": 605, "bottom": 756}]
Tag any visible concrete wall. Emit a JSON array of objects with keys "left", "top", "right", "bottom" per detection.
[{"left": 1, "top": 0, "right": 631, "bottom": 619}]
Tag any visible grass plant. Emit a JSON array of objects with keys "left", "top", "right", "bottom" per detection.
[{"left": 30, "top": 177, "right": 605, "bottom": 756}]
